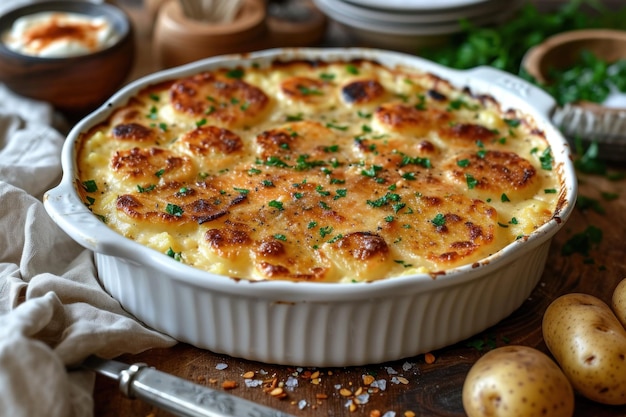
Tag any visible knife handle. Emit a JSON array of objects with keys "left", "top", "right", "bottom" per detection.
[{"left": 119, "top": 363, "right": 295, "bottom": 417}]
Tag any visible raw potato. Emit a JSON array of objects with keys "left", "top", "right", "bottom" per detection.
[
  {"left": 462, "top": 345, "right": 574, "bottom": 417},
  {"left": 611, "top": 278, "right": 626, "bottom": 329},
  {"left": 543, "top": 292, "right": 626, "bottom": 405}
]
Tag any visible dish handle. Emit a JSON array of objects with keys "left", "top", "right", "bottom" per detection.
[
  {"left": 462, "top": 66, "right": 556, "bottom": 118},
  {"left": 43, "top": 180, "right": 136, "bottom": 261}
]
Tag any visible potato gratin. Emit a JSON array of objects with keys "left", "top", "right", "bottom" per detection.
[{"left": 76, "top": 58, "right": 560, "bottom": 283}]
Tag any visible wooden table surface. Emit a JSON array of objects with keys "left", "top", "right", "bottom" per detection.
[{"left": 93, "top": 1, "right": 626, "bottom": 416}]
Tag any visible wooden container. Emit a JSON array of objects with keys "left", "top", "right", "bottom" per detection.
[{"left": 153, "top": 0, "right": 268, "bottom": 69}]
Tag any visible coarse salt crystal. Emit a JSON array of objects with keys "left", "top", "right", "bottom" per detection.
[
  {"left": 370, "top": 379, "right": 387, "bottom": 391},
  {"left": 244, "top": 379, "right": 264, "bottom": 388},
  {"left": 215, "top": 363, "right": 228, "bottom": 370},
  {"left": 385, "top": 367, "right": 398, "bottom": 375},
  {"left": 285, "top": 376, "right": 299, "bottom": 389},
  {"left": 355, "top": 393, "right": 370, "bottom": 404}
]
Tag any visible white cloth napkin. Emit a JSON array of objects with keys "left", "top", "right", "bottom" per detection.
[{"left": 0, "top": 74, "right": 176, "bottom": 417}]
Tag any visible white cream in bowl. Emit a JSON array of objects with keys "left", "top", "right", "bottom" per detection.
[{"left": 2, "top": 11, "right": 119, "bottom": 57}]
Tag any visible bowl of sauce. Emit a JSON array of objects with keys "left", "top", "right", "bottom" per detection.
[{"left": 0, "top": 0, "right": 134, "bottom": 119}]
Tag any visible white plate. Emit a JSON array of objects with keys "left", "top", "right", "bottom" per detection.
[
  {"left": 326, "top": 0, "right": 511, "bottom": 24},
  {"left": 341, "top": 0, "right": 490, "bottom": 11},
  {"left": 315, "top": 0, "right": 522, "bottom": 36}
]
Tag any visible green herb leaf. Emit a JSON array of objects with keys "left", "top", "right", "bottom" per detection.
[
  {"left": 82, "top": 179, "right": 98, "bottom": 193},
  {"left": 165, "top": 203, "right": 183, "bottom": 217}
]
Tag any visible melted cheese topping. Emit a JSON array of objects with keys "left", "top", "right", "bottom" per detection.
[{"left": 76, "top": 59, "right": 560, "bottom": 283}]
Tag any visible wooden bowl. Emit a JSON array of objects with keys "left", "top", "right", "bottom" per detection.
[
  {"left": 0, "top": 0, "right": 135, "bottom": 119},
  {"left": 522, "top": 29, "right": 626, "bottom": 161},
  {"left": 153, "top": 0, "right": 268, "bottom": 69},
  {"left": 523, "top": 29, "right": 626, "bottom": 85}
]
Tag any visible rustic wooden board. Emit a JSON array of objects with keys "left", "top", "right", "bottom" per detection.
[{"left": 92, "top": 166, "right": 626, "bottom": 417}]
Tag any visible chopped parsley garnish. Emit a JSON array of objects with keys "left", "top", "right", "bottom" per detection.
[
  {"left": 147, "top": 105, "right": 158, "bottom": 120},
  {"left": 195, "top": 118, "right": 208, "bottom": 127},
  {"left": 82, "top": 180, "right": 98, "bottom": 193},
  {"left": 457, "top": 159, "right": 470, "bottom": 168},
  {"left": 319, "top": 201, "right": 331, "bottom": 210},
  {"left": 262, "top": 180, "right": 274, "bottom": 187},
  {"left": 295, "top": 154, "right": 326, "bottom": 171},
  {"left": 327, "top": 234, "right": 343, "bottom": 243},
  {"left": 396, "top": 152, "right": 432, "bottom": 169},
  {"left": 561, "top": 225, "right": 602, "bottom": 257},
  {"left": 137, "top": 184, "right": 156, "bottom": 193},
  {"left": 268, "top": 200, "right": 284, "bottom": 211},
  {"left": 504, "top": 118, "right": 521, "bottom": 128},
  {"left": 319, "top": 72, "right": 335, "bottom": 81},
  {"left": 601, "top": 191, "right": 619, "bottom": 201},
  {"left": 165, "top": 203, "right": 183, "bottom": 217},
  {"left": 234, "top": 187, "right": 250, "bottom": 195},
  {"left": 264, "top": 156, "right": 291, "bottom": 168},
  {"left": 248, "top": 168, "right": 262, "bottom": 175},
  {"left": 361, "top": 165, "right": 383, "bottom": 178},
  {"left": 544, "top": 188, "right": 557, "bottom": 194},
  {"left": 367, "top": 192, "right": 401, "bottom": 208},
  {"left": 166, "top": 247, "right": 182, "bottom": 262},
  {"left": 431, "top": 213, "right": 446, "bottom": 227},
  {"left": 274, "top": 234, "right": 287, "bottom": 241},
  {"left": 501, "top": 193, "right": 510, "bottom": 202},
  {"left": 346, "top": 64, "right": 359, "bottom": 75},
  {"left": 298, "top": 85, "right": 323, "bottom": 95},
  {"left": 155, "top": 169, "right": 165, "bottom": 178},
  {"left": 394, "top": 259, "right": 413, "bottom": 268},
  {"left": 465, "top": 173, "right": 478, "bottom": 189},
  {"left": 334, "top": 189, "right": 347, "bottom": 200},
  {"left": 308, "top": 221, "right": 317, "bottom": 229},
  {"left": 316, "top": 185, "right": 331, "bottom": 196},
  {"left": 576, "top": 195, "right": 605, "bottom": 214},
  {"left": 286, "top": 113, "right": 304, "bottom": 122},
  {"left": 414, "top": 94, "right": 427, "bottom": 110},
  {"left": 319, "top": 226, "right": 333, "bottom": 238},
  {"left": 539, "top": 147, "right": 553, "bottom": 170},
  {"left": 326, "top": 122, "right": 348, "bottom": 131},
  {"left": 225, "top": 68, "right": 244, "bottom": 79}
]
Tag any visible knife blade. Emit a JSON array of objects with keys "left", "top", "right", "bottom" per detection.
[{"left": 81, "top": 355, "right": 297, "bottom": 417}]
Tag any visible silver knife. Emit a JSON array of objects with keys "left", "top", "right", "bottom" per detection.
[{"left": 81, "top": 356, "right": 297, "bottom": 417}]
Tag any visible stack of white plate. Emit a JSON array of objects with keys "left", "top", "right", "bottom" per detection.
[{"left": 313, "top": 0, "right": 525, "bottom": 52}]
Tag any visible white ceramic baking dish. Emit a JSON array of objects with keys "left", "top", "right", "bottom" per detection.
[{"left": 44, "top": 48, "right": 577, "bottom": 367}]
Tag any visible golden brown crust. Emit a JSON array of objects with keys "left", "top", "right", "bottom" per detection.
[
  {"left": 445, "top": 150, "right": 538, "bottom": 198},
  {"left": 179, "top": 126, "right": 243, "bottom": 155},
  {"left": 341, "top": 79, "right": 386, "bottom": 104},
  {"left": 77, "top": 58, "right": 559, "bottom": 282},
  {"left": 170, "top": 71, "right": 270, "bottom": 127}
]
